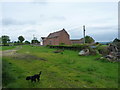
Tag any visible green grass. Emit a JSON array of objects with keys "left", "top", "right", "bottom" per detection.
[
  {"left": 2, "top": 45, "right": 119, "bottom": 88},
  {"left": 0, "top": 46, "right": 16, "bottom": 51}
]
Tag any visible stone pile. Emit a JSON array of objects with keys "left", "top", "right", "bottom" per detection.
[{"left": 101, "top": 43, "right": 120, "bottom": 62}]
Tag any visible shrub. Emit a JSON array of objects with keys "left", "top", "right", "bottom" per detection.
[{"left": 95, "top": 42, "right": 99, "bottom": 45}]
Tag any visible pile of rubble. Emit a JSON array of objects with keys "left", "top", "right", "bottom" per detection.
[
  {"left": 102, "top": 44, "right": 120, "bottom": 62},
  {"left": 101, "top": 52, "right": 120, "bottom": 62},
  {"left": 99, "top": 39, "right": 120, "bottom": 62},
  {"left": 78, "top": 38, "right": 120, "bottom": 62}
]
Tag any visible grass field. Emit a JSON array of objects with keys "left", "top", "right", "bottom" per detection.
[
  {"left": 2, "top": 45, "right": 119, "bottom": 88},
  {"left": 0, "top": 46, "right": 16, "bottom": 51}
]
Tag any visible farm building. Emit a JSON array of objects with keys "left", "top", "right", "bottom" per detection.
[
  {"left": 70, "top": 38, "right": 84, "bottom": 44},
  {"left": 41, "top": 28, "right": 71, "bottom": 46}
]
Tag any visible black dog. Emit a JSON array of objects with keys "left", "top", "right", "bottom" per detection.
[{"left": 26, "top": 71, "right": 42, "bottom": 82}]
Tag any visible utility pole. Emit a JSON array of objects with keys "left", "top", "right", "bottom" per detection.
[
  {"left": 83, "top": 25, "right": 86, "bottom": 44},
  {"left": 33, "top": 34, "right": 36, "bottom": 40},
  {"left": 33, "top": 34, "right": 35, "bottom": 44}
]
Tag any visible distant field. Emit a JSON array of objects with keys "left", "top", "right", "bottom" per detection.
[
  {"left": 2, "top": 45, "right": 118, "bottom": 88},
  {"left": 0, "top": 46, "right": 16, "bottom": 51}
]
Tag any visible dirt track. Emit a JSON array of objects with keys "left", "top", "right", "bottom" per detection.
[
  {"left": 0, "top": 46, "right": 22, "bottom": 57},
  {"left": 0, "top": 46, "right": 46, "bottom": 61}
]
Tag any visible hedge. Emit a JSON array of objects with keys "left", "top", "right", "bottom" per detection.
[{"left": 47, "top": 44, "right": 89, "bottom": 51}]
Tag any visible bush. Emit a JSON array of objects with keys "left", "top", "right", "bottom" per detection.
[
  {"left": 24, "top": 41, "right": 30, "bottom": 44},
  {"left": 95, "top": 42, "right": 99, "bottom": 45}
]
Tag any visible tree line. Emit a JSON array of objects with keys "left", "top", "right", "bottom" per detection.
[{"left": 0, "top": 35, "right": 40, "bottom": 46}]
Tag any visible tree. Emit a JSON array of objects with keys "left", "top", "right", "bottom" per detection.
[
  {"left": 31, "top": 36, "right": 40, "bottom": 44},
  {"left": 17, "top": 41, "right": 20, "bottom": 44},
  {"left": 25, "top": 41, "right": 30, "bottom": 44},
  {"left": 18, "top": 36, "right": 25, "bottom": 43},
  {"left": 85, "top": 36, "right": 95, "bottom": 43},
  {"left": 14, "top": 41, "right": 17, "bottom": 43},
  {"left": 95, "top": 42, "right": 99, "bottom": 45},
  {"left": 1, "top": 35, "right": 10, "bottom": 46},
  {"left": 31, "top": 40, "right": 40, "bottom": 44}
]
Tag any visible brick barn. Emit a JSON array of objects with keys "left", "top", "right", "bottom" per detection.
[
  {"left": 41, "top": 28, "right": 71, "bottom": 45},
  {"left": 70, "top": 38, "right": 84, "bottom": 45}
]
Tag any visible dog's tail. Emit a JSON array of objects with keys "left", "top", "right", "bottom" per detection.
[{"left": 39, "top": 71, "right": 42, "bottom": 76}]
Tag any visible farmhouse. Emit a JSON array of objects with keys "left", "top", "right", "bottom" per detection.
[{"left": 41, "top": 28, "right": 71, "bottom": 45}]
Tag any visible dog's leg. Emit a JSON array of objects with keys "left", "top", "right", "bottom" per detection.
[
  {"left": 34, "top": 78, "right": 37, "bottom": 82},
  {"left": 31, "top": 76, "right": 35, "bottom": 82},
  {"left": 31, "top": 79, "right": 33, "bottom": 82},
  {"left": 37, "top": 76, "right": 40, "bottom": 82}
]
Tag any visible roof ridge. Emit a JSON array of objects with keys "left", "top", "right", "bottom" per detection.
[
  {"left": 53, "top": 28, "right": 65, "bottom": 33},
  {"left": 46, "top": 28, "right": 68, "bottom": 38}
]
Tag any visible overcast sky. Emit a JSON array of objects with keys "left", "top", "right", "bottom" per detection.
[{"left": 0, "top": 0, "right": 118, "bottom": 42}]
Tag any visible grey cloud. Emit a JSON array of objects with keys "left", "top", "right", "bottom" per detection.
[
  {"left": 36, "top": 16, "right": 66, "bottom": 22},
  {"left": 26, "top": 29, "right": 37, "bottom": 33},
  {"left": 92, "top": 17, "right": 114, "bottom": 23},
  {"left": 51, "top": 16, "right": 66, "bottom": 21},
  {"left": 0, "top": 19, "right": 2, "bottom": 26},
  {"left": 31, "top": 0, "right": 48, "bottom": 5},
  {"left": 68, "top": 25, "right": 117, "bottom": 42},
  {"left": 2, "top": 18, "right": 36, "bottom": 26},
  {"left": 88, "top": 27, "right": 117, "bottom": 41},
  {"left": 89, "top": 25, "right": 117, "bottom": 31},
  {"left": 69, "top": 27, "right": 83, "bottom": 39},
  {"left": 92, "top": 32, "right": 117, "bottom": 42}
]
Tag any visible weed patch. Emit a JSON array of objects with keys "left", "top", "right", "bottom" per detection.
[{"left": 13, "top": 54, "right": 47, "bottom": 61}]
